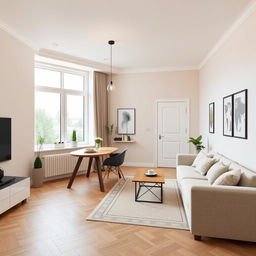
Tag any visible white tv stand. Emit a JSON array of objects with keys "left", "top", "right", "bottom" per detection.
[{"left": 0, "top": 176, "right": 30, "bottom": 214}]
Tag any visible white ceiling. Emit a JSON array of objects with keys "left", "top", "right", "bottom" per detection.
[{"left": 0, "top": 0, "right": 253, "bottom": 72}]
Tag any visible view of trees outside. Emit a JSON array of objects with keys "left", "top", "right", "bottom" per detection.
[
  {"left": 35, "top": 93, "right": 84, "bottom": 144},
  {"left": 35, "top": 109, "right": 60, "bottom": 144},
  {"left": 35, "top": 67, "right": 85, "bottom": 145},
  {"left": 35, "top": 92, "right": 60, "bottom": 144},
  {"left": 67, "top": 94, "right": 84, "bottom": 142}
]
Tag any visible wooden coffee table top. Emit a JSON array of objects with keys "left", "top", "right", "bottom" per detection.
[{"left": 132, "top": 169, "right": 165, "bottom": 183}]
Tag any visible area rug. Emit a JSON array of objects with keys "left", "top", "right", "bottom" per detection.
[{"left": 87, "top": 177, "right": 189, "bottom": 230}]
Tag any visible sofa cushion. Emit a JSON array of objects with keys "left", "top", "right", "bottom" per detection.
[
  {"left": 213, "top": 169, "right": 241, "bottom": 186},
  {"left": 179, "top": 178, "right": 210, "bottom": 210},
  {"left": 176, "top": 165, "right": 207, "bottom": 181},
  {"left": 192, "top": 151, "right": 213, "bottom": 168},
  {"left": 195, "top": 156, "right": 216, "bottom": 176},
  {"left": 206, "top": 162, "right": 229, "bottom": 184},
  {"left": 230, "top": 162, "right": 256, "bottom": 187}
]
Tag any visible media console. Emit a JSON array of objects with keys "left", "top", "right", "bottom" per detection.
[{"left": 0, "top": 176, "right": 30, "bottom": 214}]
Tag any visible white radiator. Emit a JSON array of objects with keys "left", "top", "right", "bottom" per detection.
[{"left": 43, "top": 153, "right": 88, "bottom": 178}]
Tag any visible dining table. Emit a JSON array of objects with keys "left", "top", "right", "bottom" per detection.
[{"left": 67, "top": 147, "right": 118, "bottom": 192}]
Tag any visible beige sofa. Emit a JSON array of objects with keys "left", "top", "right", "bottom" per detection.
[{"left": 176, "top": 152, "right": 256, "bottom": 242}]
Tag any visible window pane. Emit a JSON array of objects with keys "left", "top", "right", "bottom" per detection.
[
  {"left": 35, "top": 92, "right": 60, "bottom": 144},
  {"left": 35, "top": 68, "right": 60, "bottom": 88},
  {"left": 67, "top": 95, "right": 84, "bottom": 142},
  {"left": 64, "top": 73, "right": 84, "bottom": 91}
]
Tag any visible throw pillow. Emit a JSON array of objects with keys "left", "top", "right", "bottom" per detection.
[
  {"left": 192, "top": 151, "right": 213, "bottom": 168},
  {"left": 192, "top": 151, "right": 204, "bottom": 167},
  {"left": 206, "top": 162, "right": 229, "bottom": 184},
  {"left": 213, "top": 169, "right": 241, "bottom": 186},
  {"left": 195, "top": 157, "right": 216, "bottom": 176}
]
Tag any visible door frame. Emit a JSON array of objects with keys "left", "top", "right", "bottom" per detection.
[{"left": 154, "top": 99, "right": 190, "bottom": 167}]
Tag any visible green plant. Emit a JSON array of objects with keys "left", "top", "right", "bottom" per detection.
[
  {"left": 188, "top": 135, "right": 205, "bottom": 152},
  {"left": 105, "top": 124, "right": 114, "bottom": 135},
  {"left": 34, "top": 156, "right": 42, "bottom": 169},
  {"left": 72, "top": 130, "right": 77, "bottom": 142},
  {"left": 34, "top": 136, "right": 45, "bottom": 169}
]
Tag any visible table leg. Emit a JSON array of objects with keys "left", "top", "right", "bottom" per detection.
[
  {"left": 67, "top": 157, "right": 83, "bottom": 189},
  {"left": 95, "top": 156, "right": 105, "bottom": 192},
  {"left": 86, "top": 157, "right": 93, "bottom": 177}
]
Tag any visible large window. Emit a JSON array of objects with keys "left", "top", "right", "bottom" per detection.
[{"left": 35, "top": 65, "right": 89, "bottom": 145}]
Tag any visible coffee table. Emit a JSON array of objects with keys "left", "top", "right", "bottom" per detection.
[{"left": 132, "top": 169, "right": 165, "bottom": 203}]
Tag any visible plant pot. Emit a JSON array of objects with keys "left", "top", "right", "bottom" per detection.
[
  {"left": 71, "top": 141, "right": 78, "bottom": 147},
  {"left": 32, "top": 168, "right": 44, "bottom": 188}
]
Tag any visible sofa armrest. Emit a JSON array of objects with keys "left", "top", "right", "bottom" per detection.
[
  {"left": 191, "top": 185, "right": 256, "bottom": 242},
  {"left": 176, "top": 154, "right": 197, "bottom": 166}
]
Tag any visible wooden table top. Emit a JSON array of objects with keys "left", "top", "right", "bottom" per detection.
[
  {"left": 132, "top": 169, "right": 165, "bottom": 183},
  {"left": 70, "top": 147, "right": 118, "bottom": 157}
]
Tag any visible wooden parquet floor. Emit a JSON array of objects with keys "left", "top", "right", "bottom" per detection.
[{"left": 0, "top": 167, "right": 256, "bottom": 256}]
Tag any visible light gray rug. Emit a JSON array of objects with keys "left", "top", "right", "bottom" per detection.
[{"left": 87, "top": 177, "right": 189, "bottom": 230}]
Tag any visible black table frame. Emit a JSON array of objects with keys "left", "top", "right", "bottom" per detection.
[{"left": 134, "top": 181, "right": 163, "bottom": 203}]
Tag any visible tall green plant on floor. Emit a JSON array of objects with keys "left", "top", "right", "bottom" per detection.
[
  {"left": 188, "top": 135, "right": 205, "bottom": 153},
  {"left": 34, "top": 136, "right": 45, "bottom": 169}
]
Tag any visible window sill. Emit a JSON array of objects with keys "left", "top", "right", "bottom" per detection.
[{"left": 34, "top": 143, "right": 94, "bottom": 153}]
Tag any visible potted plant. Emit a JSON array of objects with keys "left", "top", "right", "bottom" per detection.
[
  {"left": 105, "top": 124, "right": 114, "bottom": 145},
  {"left": 188, "top": 135, "right": 205, "bottom": 153},
  {"left": 95, "top": 137, "right": 103, "bottom": 150},
  {"left": 72, "top": 129, "right": 77, "bottom": 147},
  {"left": 105, "top": 124, "right": 114, "bottom": 135},
  {"left": 32, "top": 136, "right": 45, "bottom": 188}
]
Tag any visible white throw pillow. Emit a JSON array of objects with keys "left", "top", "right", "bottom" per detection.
[
  {"left": 206, "top": 162, "right": 229, "bottom": 184},
  {"left": 192, "top": 151, "right": 213, "bottom": 168},
  {"left": 213, "top": 169, "right": 241, "bottom": 186},
  {"left": 195, "top": 157, "right": 216, "bottom": 176}
]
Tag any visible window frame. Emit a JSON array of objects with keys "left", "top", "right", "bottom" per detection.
[{"left": 35, "top": 63, "right": 89, "bottom": 145}]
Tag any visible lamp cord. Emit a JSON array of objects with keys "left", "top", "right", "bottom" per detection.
[{"left": 110, "top": 43, "right": 112, "bottom": 83}]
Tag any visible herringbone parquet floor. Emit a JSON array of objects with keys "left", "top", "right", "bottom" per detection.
[{"left": 0, "top": 167, "right": 256, "bottom": 256}]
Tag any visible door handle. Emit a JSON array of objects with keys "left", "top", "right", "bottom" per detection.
[{"left": 159, "top": 135, "right": 164, "bottom": 140}]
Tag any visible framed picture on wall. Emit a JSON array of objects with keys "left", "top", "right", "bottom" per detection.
[
  {"left": 117, "top": 108, "right": 136, "bottom": 134},
  {"left": 233, "top": 89, "right": 247, "bottom": 139},
  {"left": 209, "top": 102, "right": 215, "bottom": 133},
  {"left": 223, "top": 94, "right": 233, "bottom": 137}
]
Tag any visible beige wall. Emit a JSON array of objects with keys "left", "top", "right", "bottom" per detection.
[
  {"left": 199, "top": 11, "right": 256, "bottom": 170},
  {"left": 109, "top": 71, "right": 199, "bottom": 166},
  {"left": 0, "top": 28, "right": 34, "bottom": 176}
]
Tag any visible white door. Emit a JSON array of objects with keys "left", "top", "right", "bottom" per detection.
[{"left": 157, "top": 100, "right": 189, "bottom": 167}]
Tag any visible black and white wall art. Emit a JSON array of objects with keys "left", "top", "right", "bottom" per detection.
[
  {"left": 209, "top": 102, "right": 215, "bottom": 133},
  {"left": 117, "top": 108, "right": 136, "bottom": 134},
  {"left": 233, "top": 89, "right": 247, "bottom": 139},
  {"left": 223, "top": 95, "right": 233, "bottom": 137}
]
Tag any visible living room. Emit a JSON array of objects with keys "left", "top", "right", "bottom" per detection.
[{"left": 0, "top": 0, "right": 256, "bottom": 255}]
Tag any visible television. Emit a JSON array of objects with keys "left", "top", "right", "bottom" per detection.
[{"left": 0, "top": 118, "right": 11, "bottom": 162}]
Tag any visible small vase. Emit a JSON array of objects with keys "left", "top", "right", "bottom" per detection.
[{"left": 95, "top": 143, "right": 101, "bottom": 150}]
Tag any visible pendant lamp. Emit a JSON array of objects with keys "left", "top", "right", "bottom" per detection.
[{"left": 107, "top": 40, "right": 115, "bottom": 92}]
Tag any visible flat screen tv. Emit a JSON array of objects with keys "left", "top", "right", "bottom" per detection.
[{"left": 0, "top": 118, "right": 11, "bottom": 162}]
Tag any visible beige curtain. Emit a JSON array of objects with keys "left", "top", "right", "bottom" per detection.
[{"left": 94, "top": 71, "right": 109, "bottom": 146}]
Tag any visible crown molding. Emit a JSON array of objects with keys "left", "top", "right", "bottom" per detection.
[
  {"left": 0, "top": 20, "right": 38, "bottom": 50},
  {"left": 116, "top": 65, "right": 198, "bottom": 74},
  {"left": 199, "top": 0, "right": 256, "bottom": 69},
  {"left": 38, "top": 49, "right": 121, "bottom": 73}
]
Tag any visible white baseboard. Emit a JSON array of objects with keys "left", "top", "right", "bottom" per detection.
[{"left": 123, "top": 162, "right": 156, "bottom": 167}]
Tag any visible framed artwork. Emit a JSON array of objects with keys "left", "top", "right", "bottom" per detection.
[
  {"left": 223, "top": 94, "right": 233, "bottom": 137},
  {"left": 117, "top": 108, "right": 136, "bottom": 134},
  {"left": 233, "top": 89, "right": 247, "bottom": 139},
  {"left": 209, "top": 102, "right": 215, "bottom": 133}
]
